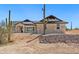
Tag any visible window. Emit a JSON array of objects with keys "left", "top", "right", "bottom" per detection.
[
  {"left": 27, "top": 27, "right": 34, "bottom": 33},
  {"left": 57, "top": 24, "right": 60, "bottom": 29}
]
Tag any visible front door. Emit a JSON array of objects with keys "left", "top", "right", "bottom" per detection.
[{"left": 17, "top": 26, "right": 23, "bottom": 33}]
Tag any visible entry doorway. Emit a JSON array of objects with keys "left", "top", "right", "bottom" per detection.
[{"left": 17, "top": 26, "right": 23, "bottom": 33}]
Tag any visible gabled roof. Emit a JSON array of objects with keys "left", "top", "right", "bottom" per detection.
[
  {"left": 38, "top": 15, "right": 68, "bottom": 24},
  {"left": 23, "top": 19, "right": 31, "bottom": 22},
  {"left": 13, "top": 15, "right": 68, "bottom": 25},
  {"left": 22, "top": 19, "right": 34, "bottom": 25},
  {"left": 45, "top": 15, "right": 62, "bottom": 21},
  {"left": 15, "top": 19, "right": 34, "bottom": 25}
]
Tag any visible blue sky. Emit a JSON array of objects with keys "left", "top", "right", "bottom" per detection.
[{"left": 0, "top": 4, "right": 79, "bottom": 28}]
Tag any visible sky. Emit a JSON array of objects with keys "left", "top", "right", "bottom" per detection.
[{"left": 0, "top": 4, "right": 79, "bottom": 28}]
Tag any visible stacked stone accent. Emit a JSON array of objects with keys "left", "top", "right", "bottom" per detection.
[{"left": 39, "top": 34, "right": 79, "bottom": 43}]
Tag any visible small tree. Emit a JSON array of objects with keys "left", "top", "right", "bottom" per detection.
[{"left": 74, "top": 28, "right": 79, "bottom": 30}]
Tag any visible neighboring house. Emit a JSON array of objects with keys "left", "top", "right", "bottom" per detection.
[{"left": 13, "top": 15, "right": 68, "bottom": 34}]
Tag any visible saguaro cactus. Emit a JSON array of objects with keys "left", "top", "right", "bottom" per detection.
[
  {"left": 7, "top": 10, "right": 12, "bottom": 42},
  {"left": 0, "top": 10, "right": 13, "bottom": 44},
  {"left": 6, "top": 18, "right": 7, "bottom": 27}
]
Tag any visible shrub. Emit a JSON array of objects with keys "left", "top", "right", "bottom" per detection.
[{"left": 0, "top": 27, "right": 8, "bottom": 44}]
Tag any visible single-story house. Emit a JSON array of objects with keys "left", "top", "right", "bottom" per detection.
[{"left": 13, "top": 15, "right": 68, "bottom": 34}]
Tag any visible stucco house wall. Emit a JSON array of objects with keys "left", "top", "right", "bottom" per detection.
[
  {"left": 15, "top": 23, "right": 24, "bottom": 33},
  {"left": 36, "top": 23, "right": 66, "bottom": 34},
  {"left": 36, "top": 24, "right": 44, "bottom": 34}
]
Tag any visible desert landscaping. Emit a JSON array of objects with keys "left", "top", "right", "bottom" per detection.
[
  {"left": 0, "top": 30, "right": 79, "bottom": 54},
  {"left": 0, "top": 4, "right": 79, "bottom": 54}
]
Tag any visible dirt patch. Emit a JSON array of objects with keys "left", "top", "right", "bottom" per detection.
[
  {"left": 0, "top": 33, "right": 79, "bottom": 54},
  {"left": 65, "top": 30, "right": 79, "bottom": 35}
]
